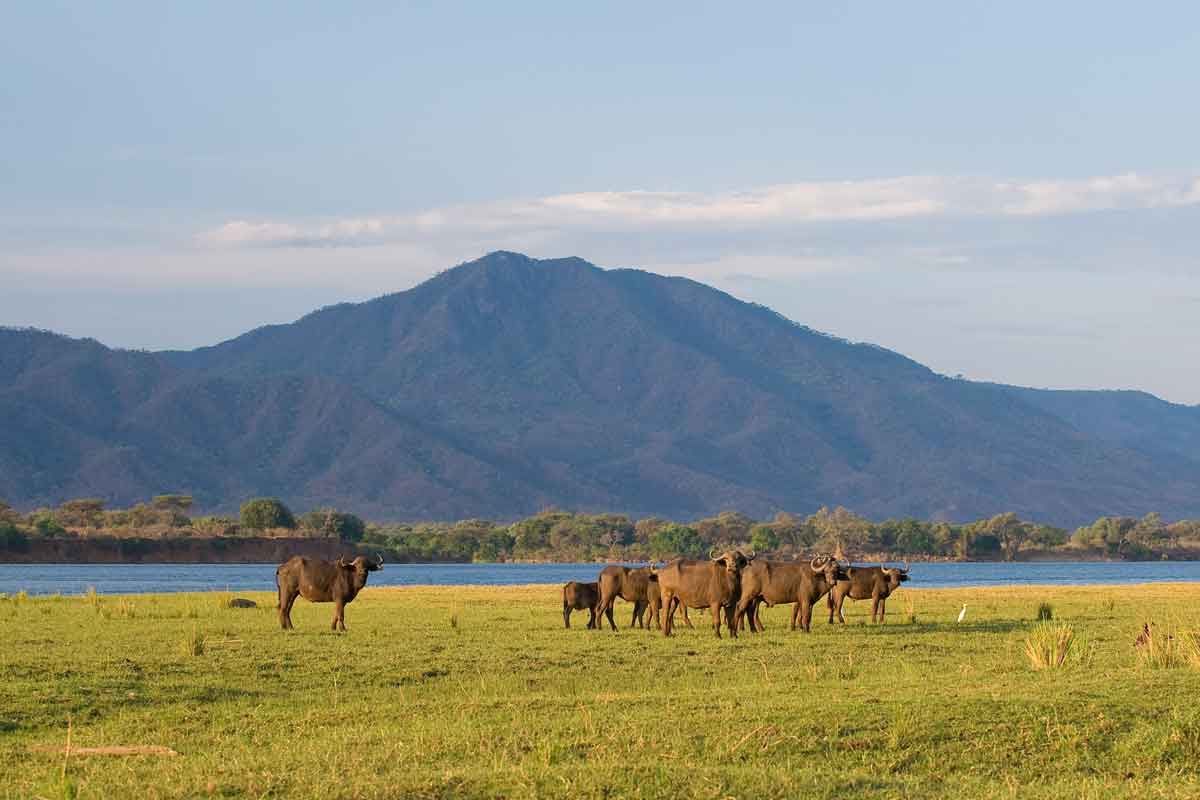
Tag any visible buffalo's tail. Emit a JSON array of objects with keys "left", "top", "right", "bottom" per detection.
[{"left": 274, "top": 566, "right": 281, "bottom": 610}]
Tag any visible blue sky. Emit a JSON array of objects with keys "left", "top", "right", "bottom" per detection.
[{"left": 3, "top": 2, "right": 1199, "bottom": 401}]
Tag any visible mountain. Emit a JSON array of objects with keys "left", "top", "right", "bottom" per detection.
[{"left": 3, "top": 251, "right": 1199, "bottom": 525}]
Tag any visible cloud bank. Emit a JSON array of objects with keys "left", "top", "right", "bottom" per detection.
[{"left": 198, "top": 172, "right": 1200, "bottom": 249}]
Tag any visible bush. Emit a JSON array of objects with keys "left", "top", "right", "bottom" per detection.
[
  {"left": 239, "top": 498, "right": 296, "bottom": 531},
  {"left": 1037, "top": 602, "right": 1053, "bottom": 621}
]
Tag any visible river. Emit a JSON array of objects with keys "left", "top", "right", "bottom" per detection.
[{"left": 2, "top": 560, "right": 1199, "bottom": 595}]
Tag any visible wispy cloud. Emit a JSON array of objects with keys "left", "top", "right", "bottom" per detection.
[{"left": 197, "top": 172, "right": 1200, "bottom": 249}]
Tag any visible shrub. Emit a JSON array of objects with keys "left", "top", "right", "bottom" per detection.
[
  {"left": 239, "top": 498, "right": 296, "bottom": 531},
  {"left": 1036, "top": 602, "right": 1053, "bottom": 621}
]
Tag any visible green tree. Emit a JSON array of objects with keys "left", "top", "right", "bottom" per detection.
[
  {"left": 749, "top": 524, "right": 780, "bottom": 553},
  {"left": 239, "top": 498, "right": 296, "bottom": 531},
  {"left": 152, "top": 495, "right": 194, "bottom": 513},
  {"left": 650, "top": 524, "right": 704, "bottom": 559},
  {"left": 0, "top": 517, "right": 28, "bottom": 552},
  {"left": 56, "top": 498, "right": 106, "bottom": 528},
  {"left": 299, "top": 508, "right": 366, "bottom": 541},
  {"left": 808, "top": 506, "right": 872, "bottom": 557},
  {"left": 983, "top": 512, "right": 1030, "bottom": 561},
  {"left": 29, "top": 509, "right": 66, "bottom": 538}
]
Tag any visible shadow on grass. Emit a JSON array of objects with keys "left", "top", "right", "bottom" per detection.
[{"left": 818, "top": 619, "right": 1030, "bottom": 635}]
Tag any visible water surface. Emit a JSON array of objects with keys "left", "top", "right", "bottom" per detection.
[{"left": 2, "top": 560, "right": 1199, "bottom": 596}]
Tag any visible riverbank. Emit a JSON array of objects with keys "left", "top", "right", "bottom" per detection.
[
  {"left": 1, "top": 583, "right": 1198, "bottom": 798},
  {"left": 4, "top": 536, "right": 1199, "bottom": 564}
]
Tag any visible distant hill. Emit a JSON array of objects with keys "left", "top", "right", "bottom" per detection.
[{"left": 3, "top": 251, "right": 1199, "bottom": 525}]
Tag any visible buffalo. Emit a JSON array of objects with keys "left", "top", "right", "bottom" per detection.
[
  {"left": 734, "top": 555, "right": 844, "bottom": 633},
  {"left": 636, "top": 578, "right": 693, "bottom": 631},
  {"left": 275, "top": 554, "right": 384, "bottom": 631},
  {"left": 562, "top": 581, "right": 600, "bottom": 629},
  {"left": 657, "top": 549, "right": 751, "bottom": 638},
  {"left": 596, "top": 565, "right": 659, "bottom": 631},
  {"left": 827, "top": 563, "right": 910, "bottom": 624}
]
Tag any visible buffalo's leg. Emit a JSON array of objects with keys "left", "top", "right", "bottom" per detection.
[
  {"left": 603, "top": 601, "right": 617, "bottom": 631},
  {"left": 280, "top": 591, "right": 298, "bottom": 630},
  {"left": 870, "top": 596, "right": 880, "bottom": 624},
  {"left": 662, "top": 594, "right": 677, "bottom": 636},
  {"left": 831, "top": 593, "right": 847, "bottom": 624},
  {"left": 733, "top": 596, "right": 754, "bottom": 634},
  {"left": 878, "top": 597, "right": 887, "bottom": 624},
  {"left": 790, "top": 602, "right": 801, "bottom": 631},
  {"left": 681, "top": 605, "right": 694, "bottom": 628},
  {"left": 753, "top": 601, "right": 766, "bottom": 633},
  {"left": 563, "top": 603, "right": 572, "bottom": 629},
  {"left": 631, "top": 600, "right": 646, "bottom": 629},
  {"left": 586, "top": 605, "right": 597, "bottom": 629},
  {"left": 827, "top": 592, "right": 836, "bottom": 625},
  {"left": 332, "top": 601, "right": 346, "bottom": 631},
  {"left": 725, "top": 604, "right": 738, "bottom": 637},
  {"left": 800, "top": 599, "right": 813, "bottom": 632},
  {"left": 709, "top": 603, "right": 723, "bottom": 638}
]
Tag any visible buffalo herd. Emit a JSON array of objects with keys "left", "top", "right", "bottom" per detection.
[
  {"left": 269, "top": 548, "right": 909, "bottom": 636},
  {"left": 564, "top": 549, "right": 911, "bottom": 637}
]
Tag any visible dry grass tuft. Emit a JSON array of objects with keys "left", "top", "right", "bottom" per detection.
[{"left": 1024, "top": 623, "right": 1075, "bottom": 670}]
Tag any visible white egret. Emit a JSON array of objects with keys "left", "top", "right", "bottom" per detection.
[{"left": 956, "top": 603, "right": 967, "bottom": 623}]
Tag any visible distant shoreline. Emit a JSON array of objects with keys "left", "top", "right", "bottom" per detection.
[{"left": 2, "top": 536, "right": 1197, "bottom": 565}]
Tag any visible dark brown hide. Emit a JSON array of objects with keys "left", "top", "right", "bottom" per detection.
[
  {"left": 596, "top": 565, "right": 658, "bottom": 631},
  {"left": 734, "top": 556, "right": 843, "bottom": 633},
  {"left": 562, "top": 581, "right": 600, "bottom": 629},
  {"left": 275, "top": 554, "right": 383, "bottom": 631},
  {"left": 827, "top": 564, "right": 910, "bottom": 624},
  {"left": 656, "top": 550, "right": 749, "bottom": 638}
]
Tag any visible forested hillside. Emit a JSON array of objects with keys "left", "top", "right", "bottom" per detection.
[{"left": 3, "top": 252, "right": 1199, "bottom": 526}]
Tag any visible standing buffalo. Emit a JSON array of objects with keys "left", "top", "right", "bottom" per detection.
[
  {"left": 596, "top": 565, "right": 659, "bottom": 631},
  {"left": 562, "top": 581, "right": 600, "bottom": 629},
  {"left": 657, "top": 549, "right": 751, "bottom": 638},
  {"left": 637, "top": 577, "right": 693, "bottom": 631},
  {"left": 276, "top": 554, "right": 384, "bottom": 631},
  {"left": 827, "top": 563, "right": 910, "bottom": 624},
  {"left": 734, "top": 555, "right": 844, "bottom": 633}
]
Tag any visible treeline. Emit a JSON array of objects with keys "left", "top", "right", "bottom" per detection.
[{"left": 4, "top": 496, "right": 1199, "bottom": 562}]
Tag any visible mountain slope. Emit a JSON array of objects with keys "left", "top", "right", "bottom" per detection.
[{"left": 4, "top": 253, "right": 1200, "bottom": 524}]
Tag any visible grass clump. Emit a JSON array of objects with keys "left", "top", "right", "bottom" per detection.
[
  {"left": 1135, "top": 623, "right": 1200, "bottom": 670},
  {"left": 179, "top": 625, "right": 206, "bottom": 657},
  {"left": 1036, "top": 601, "right": 1053, "bottom": 621},
  {"left": 1024, "top": 622, "right": 1075, "bottom": 670}
]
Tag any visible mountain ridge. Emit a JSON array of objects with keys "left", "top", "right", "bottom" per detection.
[{"left": 3, "top": 252, "right": 1199, "bottom": 525}]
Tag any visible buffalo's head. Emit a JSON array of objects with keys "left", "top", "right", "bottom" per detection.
[
  {"left": 880, "top": 561, "right": 910, "bottom": 589},
  {"left": 337, "top": 554, "right": 385, "bottom": 578},
  {"left": 809, "top": 554, "right": 842, "bottom": 586},
  {"left": 709, "top": 548, "right": 749, "bottom": 574}
]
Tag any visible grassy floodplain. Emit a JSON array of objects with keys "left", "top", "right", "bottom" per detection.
[{"left": 1, "top": 583, "right": 1199, "bottom": 799}]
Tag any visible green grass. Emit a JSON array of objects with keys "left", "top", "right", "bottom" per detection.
[{"left": 1, "top": 583, "right": 1199, "bottom": 799}]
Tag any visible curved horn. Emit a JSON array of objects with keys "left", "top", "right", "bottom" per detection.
[
  {"left": 902, "top": 560, "right": 910, "bottom": 572},
  {"left": 880, "top": 565, "right": 896, "bottom": 576},
  {"left": 336, "top": 556, "right": 349, "bottom": 568},
  {"left": 375, "top": 553, "right": 385, "bottom": 567},
  {"left": 709, "top": 546, "right": 721, "bottom": 560},
  {"left": 744, "top": 549, "right": 756, "bottom": 561},
  {"left": 810, "top": 556, "right": 826, "bottom": 571}
]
